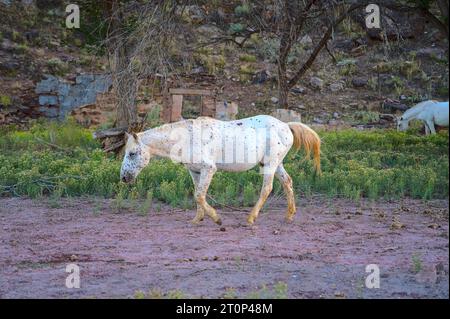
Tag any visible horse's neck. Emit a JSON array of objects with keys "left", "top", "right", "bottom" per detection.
[
  {"left": 141, "top": 123, "right": 183, "bottom": 158},
  {"left": 403, "top": 101, "right": 437, "bottom": 121},
  {"left": 403, "top": 105, "right": 424, "bottom": 121}
]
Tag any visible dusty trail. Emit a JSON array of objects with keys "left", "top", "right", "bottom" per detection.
[{"left": 0, "top": 197, "right": 448, "bottom": 298}]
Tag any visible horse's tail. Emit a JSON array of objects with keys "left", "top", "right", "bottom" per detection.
[{"left": 288, "top": 122, "right": 321, "bottom": 175}]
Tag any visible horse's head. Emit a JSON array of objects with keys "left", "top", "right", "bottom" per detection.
[
  {"left": 120, "top": 132, "right": 151, "bottom": 183},
  {"left": 397, "top": 116, "right": 408, "bottom": 131}
]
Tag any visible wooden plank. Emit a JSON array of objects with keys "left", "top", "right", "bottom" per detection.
[
  {"left": 169, "top": 88, "right": 214, "bottom": 96},
  {"left": 93, "top": 127, "right": 127, "bottom": 139},
  {"left": 171, "top": 94, "right": 183, "bottom": 122}
]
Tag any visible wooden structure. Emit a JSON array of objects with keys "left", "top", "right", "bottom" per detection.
[{"left": 161, "top": 88, "right": 217, "bottom": 123}]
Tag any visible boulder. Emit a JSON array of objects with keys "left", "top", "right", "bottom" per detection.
[
  {"left": 290, "top": 86, "right": 306, "bottom": 94},
  {"left": 299, "top": 35, "right": 313, "bottom": 48},
  {"left": 252, "top": 70, "right": 271, "bottom": 84},
  {"left": 352, "top": 77, "right": 368, "bottom": 88},
  {"left": 309, "top": 76, "right": 324, "bottom": 90},
  {"left": 330, "top": 81, "right": 345, "bottom": 92}
]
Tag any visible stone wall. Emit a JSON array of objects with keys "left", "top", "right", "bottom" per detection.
[{"left": 35, "top": 74, "right": 112, "bottom": 119}]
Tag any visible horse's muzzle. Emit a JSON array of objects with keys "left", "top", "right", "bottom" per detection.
[{"left": 121, "top": 173, "right": 134, "bottom": 184}]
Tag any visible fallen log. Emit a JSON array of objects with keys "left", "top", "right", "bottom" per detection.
[
  {"left": 93, "top": 119, "right": 147, "bottom": 154},
  {"left": 103, "top": 139, "right": 126, "bottom": 153},
  {"left": 93, "top": 126, "right": 127, "bottom": 139}
]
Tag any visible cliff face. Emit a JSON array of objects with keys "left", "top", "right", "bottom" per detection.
[
  {"left": 0, "top": 1, "right": 111, "bottom": 126},
  {"left": 0, "top": 1, "right": 448, "bottom": 128}
]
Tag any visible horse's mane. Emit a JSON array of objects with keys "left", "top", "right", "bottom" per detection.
[{"left": 402, "top": 100, "right": 438, "bottom": 119}]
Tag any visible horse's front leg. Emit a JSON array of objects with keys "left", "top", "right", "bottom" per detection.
[
  {"left": 188, "top": 170, "right": 204, "bottom": 224},
  {"left": 247, "top": 174, "right": 274, "bottom": 225},
  {"left": 425, "top": 119, "right": 436, "bottom": 134},
  {"left": 195, "top": 166, "right": 222, "bottom": 225}
]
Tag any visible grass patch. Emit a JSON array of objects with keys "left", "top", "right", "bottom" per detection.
[{"left": 0, "top": 120, "right": 448, "bottom": 204}]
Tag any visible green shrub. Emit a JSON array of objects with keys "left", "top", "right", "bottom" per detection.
[
  {"left": 0, "top": 121, "right": 447, "bottom": 205},
  {"left": 234, "top": 4, "right": 250, "bottom": 16},
  {"left": 239, "top": 54, "right": 257, "bottom": 62},
  {"left": 229, "top": 23, "right": 245, "bottom": 34}
]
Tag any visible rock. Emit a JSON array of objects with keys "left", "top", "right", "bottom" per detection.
[
  {"left": 38, "top": 95, "right": 58, "bottom": 106},
  {"left": 196, "top": 25, "right": 221, "bottom": 38},
  {"left": 271, "top": 109, "right": 302, "bottom": 123},
  {"left": 299, "top": 35, "right": 313, "bottom": 48},
  {"left": 295, "top": 104, "right": 306, "bottom": 110},
  {"left": 0, "top": 61, "right": 19, "bottom": 72},
  {"left": 333, "top": 39, "right": 354, "bottom": 50},
  {"left": 24, "top": 29, "right": 40, "bottom": 42},
  {"left": 333, "top": 112, "right": 340, "bottom": 119},
  {"left": 1, "top": 39, "right": 16, "bottom": 52},
  {"left": 290, "top": 86, "right": 306, "bottom": 94},
  {"left": 35, "top": 75, "right": 60, "bottom": 94},
  {"left": 38, "top": 106, "right": 58, "bottom": 117},
  {"left": 252, "top": 70, "right": 270, "bottom": 84},
  {"left": 328, "top": 119, "right": 340, "bottom": 126},
  {"left": 356, "top": 8, "right": 425, "bottom": 41},
  {"left": 313, "top": 117, "right": 324, "bottom": 124},
  {"left": 416, "top": 48, "right": 445, "bottom": 60},
  {"left": 352, "top": 77, "right": 368, "bottom": 88},
  {"left": 215, "top": 101, "right": 238, "bottom": 121},
  {"left": 270, "top": 97, "right": 279, "bottom": 104},
  {"left": 330, "top": 81, "right": 345, "bottom": 92},
  {"left": 35, "top": 73, "right": 112, "bottom": 119},
  {"left": 190, "top": 66, "right": 205, "bottom": 74},
  {"left": 309, "top": 76, "right": 324, "bottom": 90},
  {"left": 183, "top": 5, "right": 205, "bottom": 23}
]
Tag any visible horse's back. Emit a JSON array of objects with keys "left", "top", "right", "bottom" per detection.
[{"left": 228, "top": 114, "right": 288, "bottom": 129}]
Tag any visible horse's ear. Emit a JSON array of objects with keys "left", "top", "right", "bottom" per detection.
[{"left": 125, "top": 132, "right": 138, "bottom": 141}]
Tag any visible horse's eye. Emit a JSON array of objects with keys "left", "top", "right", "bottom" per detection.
[{"left": 129, "top": 152, "right": 137, "bottom": 158}]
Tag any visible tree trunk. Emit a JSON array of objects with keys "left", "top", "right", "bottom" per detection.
[
  {"left": 104, "top": 0, "right": 139, "bottom": 130},
  {"left": 113, "top": 48, "right": 138, "bottom": 129},
  {"left": 278, "top": 74, "right": 289, "bottom": 109}
]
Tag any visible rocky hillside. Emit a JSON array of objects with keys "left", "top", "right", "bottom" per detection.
[{"left": 0, "top": 1, "right": 448, "bottom": 128}]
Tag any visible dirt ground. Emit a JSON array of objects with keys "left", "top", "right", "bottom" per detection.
[{"left": 0, "top": 196, "right": 448, "bottom": 299}]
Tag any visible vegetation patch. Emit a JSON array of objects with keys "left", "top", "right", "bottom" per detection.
[{"left": 0, "top": 121, "right": 447, "bottom": 204}]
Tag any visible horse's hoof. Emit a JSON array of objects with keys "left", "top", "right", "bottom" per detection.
[
  {"left": 286, "top": 216, "right": 294, "bottom": 224},
  {"left": 247, "top": 217, "right": 255, "bottom": 225},
  {"left": 191, "top": 218, "right": 203, "bottom": 225},
  {"left": 215, "top": 218, "right": 222, "bottom": 226}
]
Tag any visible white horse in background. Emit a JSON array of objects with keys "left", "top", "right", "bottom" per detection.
[
  {"left": 120, "top": 115, "right": 321, "bottom": 225},
  {"left": 397, "top": 100, "right": 449, "bottom": 134}
]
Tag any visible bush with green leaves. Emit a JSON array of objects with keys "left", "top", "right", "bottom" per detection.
[{"left": 0, "top": 120, "right": 447, "bottom": 205}]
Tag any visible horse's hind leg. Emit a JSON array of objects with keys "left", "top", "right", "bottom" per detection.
[
  {"left": 247, "top": 174, "right": 274, "bottom": 225},
  {"left": 195, "top": 166, "right": 222, "bottom": 225},
  {"left": 275, "top": 164, "right": 296, "bottom": 222},
  {"left": 189, "top": 170, "right": 204, "bottom": 224}
]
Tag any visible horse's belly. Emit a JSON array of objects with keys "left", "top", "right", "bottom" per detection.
[{"left": 216, "top": 162, "right": 258, "bottom": 172}]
